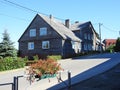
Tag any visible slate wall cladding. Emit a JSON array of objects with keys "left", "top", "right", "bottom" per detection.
[
  {"left": 18, "top": 14, "right": 82, "bottom": 58},
  {"left": 72, "top": 24, "right": 94, "bottom": 52},
  {"left": 19, "top": 15, "right": 63, "bottom": 58}
]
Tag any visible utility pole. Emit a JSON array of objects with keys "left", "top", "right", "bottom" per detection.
[{"left": 99, "top": 23, "right": 102, "bottom": 53}]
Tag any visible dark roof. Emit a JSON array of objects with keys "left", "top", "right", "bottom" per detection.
[
  {"left": 70, "top": 21, "right": 91, "bottom": 31},
  {"left": 38, "top": 14, "right": 81, "bottom": 41},
  {"left": 70, "top": 21, "right": 100, "bottom": 39}
]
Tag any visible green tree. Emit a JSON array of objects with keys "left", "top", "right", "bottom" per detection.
[
  {"left": 0, "top": 30, "right": 17, "bottom": 58},
  {"left": 106, "top": 44, "right": 115, "bottom": 53},
  {"left": 114, "top": 37, "right": 120, "bottom": 52}
]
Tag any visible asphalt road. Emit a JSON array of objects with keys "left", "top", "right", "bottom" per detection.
[{"left": 0, "top": 53, "right": 120, "bottom": 90}]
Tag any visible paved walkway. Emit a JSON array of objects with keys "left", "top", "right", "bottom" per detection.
[{"left": 0, "top": 53, "right": 120, "bottom": 90}]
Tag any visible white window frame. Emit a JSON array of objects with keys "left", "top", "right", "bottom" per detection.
[
  {"left": 28, "top": 42, "right": 34, "bottom": 50},
  {"left": 42, "top": 41, "right": 50, "bottom": 49},
  {"left": 30, "top": 29, "right": 36, "bottom": 37},
  {"left": 40, "top": 27, "right": 47, "bottom": 36}
]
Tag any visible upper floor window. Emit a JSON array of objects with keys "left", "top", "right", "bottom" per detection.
[
  {"left": 84, "top": 33, "right": 87, "bottom": 39},
  {"left": 30, "top": 29, "right": 36, "bottom": 37},
  {"left": 42, "top": 41, "right": 50, "bottom": 49},
  {"left": 40, "top": 27, "right": 47, "bottom": 36},
  {"left": 28, "top": 42, "right": 34, "bottom": 50},
  {"left": 88, "top": 33, "right": 91, "bottom": 40}
]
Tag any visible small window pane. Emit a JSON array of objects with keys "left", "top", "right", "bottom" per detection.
[
  {"left": 84, "top": 43, "right": 87, "bottom": 50},
  {"left": 40, "top": 27, "right": 47, "bottom": 36},
  {"left": 42, "top": 41, "right": 49, "bottom": 49},
  {"left": 88, "top": 34, "right": 91, "bottom": 40},
  {"left": 30, "top": 29, "right": 36, "bottom": 37},
  {"left": 28, "top": 42, "right": 34, "bottom": 50},
  {"left": 71, "top": 41, "right": 75, "bottom": 49},
  {"left": 84, "top": 33, "right": 87, "bottom": 39}
]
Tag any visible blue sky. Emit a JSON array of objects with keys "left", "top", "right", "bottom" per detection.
[{"left": 0, "top": 0, "right": 120, "bottom": 49}]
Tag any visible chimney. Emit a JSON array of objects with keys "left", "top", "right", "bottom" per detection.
[
  {"left": 75, "top": 21, "right": 79, "bottom": 23},
  {"left": 49, "top": 14, "right": 53, "bottom": 19},
  {"left": 65, "top": 19, "right": 70, "bottom": 28}
]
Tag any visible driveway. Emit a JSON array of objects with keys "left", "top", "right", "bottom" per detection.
[{"left": 0, "top": 53, "right": 120, "bottom": 90}]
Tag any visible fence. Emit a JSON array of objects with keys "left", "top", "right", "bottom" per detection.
[
  {"left": 0, "top": 71, "right": 71, "bottom": 90},
  {"left": 0, "top": 75, "right": 23, "bottom": 90},
  {"left": 57, "top": 70, "right": 71, "bottom": 89},
  {"left": 0, "top": 83, "right": 14, "bottom": 90}
]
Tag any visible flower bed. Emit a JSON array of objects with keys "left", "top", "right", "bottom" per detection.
[{"left": 26, "top": 59, "right": 62, "bottom": 81}]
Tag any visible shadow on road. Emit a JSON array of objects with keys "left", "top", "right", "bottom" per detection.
[
  {"left": 72, "top": 53, "right": 119, "bottom": 60},
  {"left": 47, "top": 53, "right": 120, "bottom": 90}
]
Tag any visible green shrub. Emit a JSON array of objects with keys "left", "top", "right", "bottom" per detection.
[
  {"left": 0, "top": 57, "right": 25, "bottom": 71},
  {"left": 33, "top": 55, "right": 39, "bottom": 61},
  {"left": 23, "top": 56, "right": 28, "bottom": 61},
  {"left": 47, "top": 55, "right": 62, "bottom": 61},
  {"left": 106, "top": 45, "right": 115, "bottom": 53}
]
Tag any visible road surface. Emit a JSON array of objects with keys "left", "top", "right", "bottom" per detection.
[{"left": 0, "top": 53, "right": 120, "bottom": 90}]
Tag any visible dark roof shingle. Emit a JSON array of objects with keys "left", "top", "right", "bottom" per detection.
[{"left": 38, "top": 14, "right": 81, "bottom": 41}]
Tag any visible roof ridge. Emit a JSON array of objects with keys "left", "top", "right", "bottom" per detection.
[{"left": 38, "top": 14, "right": 81, "bottom": 41}]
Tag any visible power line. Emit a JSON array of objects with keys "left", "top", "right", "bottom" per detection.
[
  {"left": 1, "top": 0, "right": 120, "bottom": 33},
  {"left": 2, "top": 0, "right": 39, "bottom": 13},
  {"left": 102, "top": 25, "right": 118, "bottom": 32},
  {"left": 0, "top": 13, "right": 30, "bottom": 21},
  {"left": 1, "top": 0, "right": 65, "bottom": 21}
]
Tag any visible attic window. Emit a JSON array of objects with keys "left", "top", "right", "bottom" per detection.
[
  {"left": 30, "top": 29, "right": 36, "bottom": 37},
  {"left": 40, "top": 27, "right": 47, "bottom": 36}
]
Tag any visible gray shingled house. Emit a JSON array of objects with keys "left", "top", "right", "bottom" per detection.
[
  {"left": 70, "top": 21, "right": 98, "bottom": 53},
  {"left": 18, "top": 14, "right": 81, "bottom": 58}
]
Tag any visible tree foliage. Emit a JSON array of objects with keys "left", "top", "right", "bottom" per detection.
[
  {"left": 114, "top": 37, "right": 120, "bottom": 52},
  {"left": 0, "top": 30, "right": 17, "bottom": 58},
  {"left": 106, "top": 44, "right": 115, "bottom": 52}
]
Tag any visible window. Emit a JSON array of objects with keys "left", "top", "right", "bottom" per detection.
[
  {"left": 28, "top": 42, "right": 34, "bottom": 50},
  {"left": 30, "top": 29, "right": 36, "bottom": 37},
  {"left": 88, "top": 33, "right": 91, "bottom": 40},
  {"left": 71, "top": 41, "right": 75, "bottom": 49},
  {"left": 84, "top": 33, "right": 87, "bottom": 39},
  {"left": 91, "top": 34, "right": 93, "bottom": 40},
  {"left": 84, "top": 43, "right": 87, "bottom": 50},
  {"left": 88, "top": 43, "right": 92, "bottom": 50},
  {"left": 40, "top": 27, "right": 47, "bottom": 36},
  {"left": 42, "top": 41, "right": 50, "bottom": 49}
]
